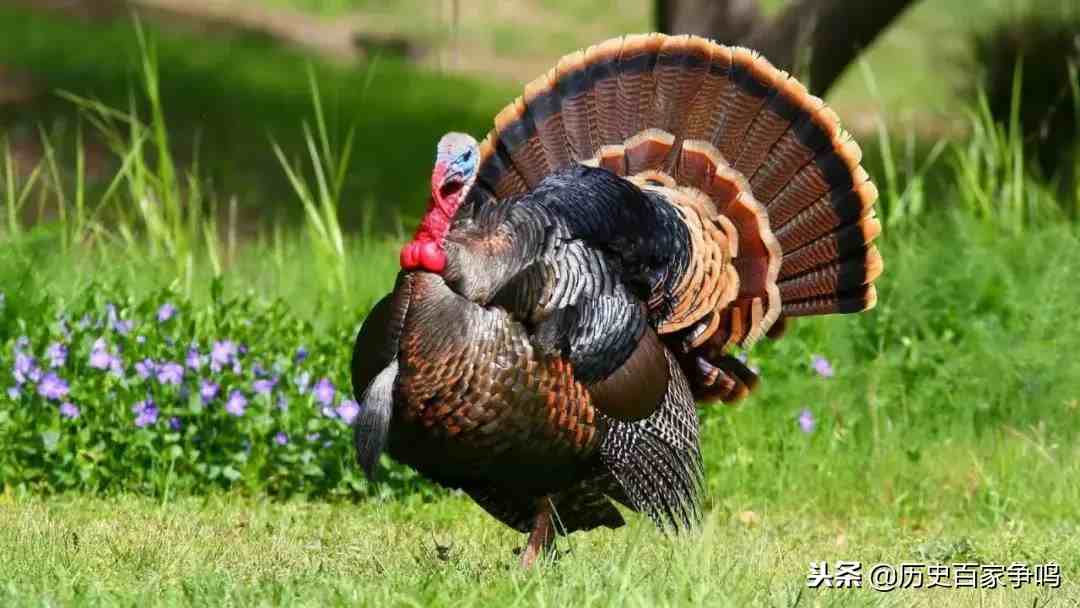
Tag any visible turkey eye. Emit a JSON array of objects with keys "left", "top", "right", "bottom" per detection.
[{"left": 461, "top": 150, "right": 473, "bottom": 162}]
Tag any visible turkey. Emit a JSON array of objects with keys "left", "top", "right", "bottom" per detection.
[{"left": 351, "top": 33, "right": 882, "bottom": 567}]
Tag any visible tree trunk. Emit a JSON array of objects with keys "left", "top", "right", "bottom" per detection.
[
  {"left": 657, "top": 0, "right": 919, "bottom": 95},
  {"left": 656, "top": 0, "right": 762, "bottom": 45}
]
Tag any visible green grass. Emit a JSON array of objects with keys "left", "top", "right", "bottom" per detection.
[
  {"left": 0, "top": 467, "right": 1077, "bottom": 605},
  {"left": 3, "top": 4, "right": 1080, "bottom": 606},
  {"left": 0, "top": 6, "right": 513, "bottom": 228},
  {"left": 3, "top": 215, "right": 1079, "bottom": 605}
]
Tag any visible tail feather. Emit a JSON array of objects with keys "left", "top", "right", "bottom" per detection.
[
  {"left": 464, "top": 33, "right": 881, "bottom": 403},
  {"left": 779, "top": 216, "right": 882, "bottom": 278},
  {"left": 734, "top": 75, "right": 804, "bottom": 179},
  {"left": 778, "top": 247, "right": 884, "bottom": 301},
  {"left": 494, "top": 98, "right": 548, "bottom": 188},
  {"left": 616, "top": 34, "right": 664, "bottom": 140},
  {"left": 555, "top": 50, "right": 596, "bottom": 161},
  {"left": 526, "top": 69, "right": 573, "bottom": 171},
  {"left": 783, "top": 284, "right": 878, "bottom": 317},
  {"left": 681, "top": 42, "right": 733, "bottom": 145},
  {"left": 715, "top": 48, "right": 775, "bottom": 162},
  {"left": 650, "top": 35, "right": 708, "bottom": 141},
  {"left": 586, "top": 38, "right": 623, "bottom": 146},
  {"left": 602, "top": 352, "right": 703, "bottom": 531}
]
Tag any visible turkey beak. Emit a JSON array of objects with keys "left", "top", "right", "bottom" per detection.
[
  {"left": 354, "top": 359, "right": 398, "bottom": 480},
  {"left": 438, "top": 170, "right": 467, "bottom": 201}
]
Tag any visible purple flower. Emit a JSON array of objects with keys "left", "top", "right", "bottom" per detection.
[
  {"left": 37, "top": 373, "right": 70, "bottom": 401},
  {"left": 13, "top": 352, "right": 37, "bottom": 384},
  {"left": 45, "top": 342, "right": 68, "bottom": 368},
  {"left": 305, "top": 432, "right": 320, "bottom": 442},
  {"left": 135, "top": 358, "right": 157, "bottom": 380},
  {"left": 15, "top": 335, "right": 29, "bottom": 351},
  {"left": 210, "top": 340, "right": 238, "bottom": 371},
  {"left": 274, "top": 431, "right": 289, "bottom": 446},
  {"left": 295, "top": 371, "right": 311, "bottom": 394},
  {"left": 185, "top": 347, "right": 203, "bottom": 371},
  {"left": 105, "top": 304, "right": 134, "bottom": 335},
  {"left": 253, "top": 377, "right": 277, "bottom": 395},
  {"left": 156, "top": 302, "right": 176, "bottom": 323},
  {"left": 252, "top": 362, "right": 270, "bottom": 378},
  {"left": 200, "top": 380, "right": 219, "bottom": 404},
  {"left": 7, "top": 386, "right": 20, "bottom": 400},
  {"left": 59, "top": 402, "right": 80, "bottom": 420},
  {"left": 295, "top": 346, "right": 308, "bottom": 363},
  {"left": 336, "top": 399, "right": 360, "bottom": 425},
  {"left": 313, "top": 378, "right": 335, "bottom": 406},
  {"left": 225, "top": 390, "right": 247, "bottom": 416},
  {"left": 89, "top": 338, "right": 118, "bottom": 371},
  {"left": 132, "top": 399, "right": 159, "bottom": 428},
  {"left": 169, "top": 416, "right": 182, "bottom": 431},
  {"left": 811, "top": 355, "right": 834, "bottom": 378},
  {"left": 156, "top": 362, "right": 184, "bottom": 385},
  {"left": 798, "top": 408, "right": 815, "bottom": 434},
  {"left": 88, "top": 346, "right": 111, "bottom": 370}
]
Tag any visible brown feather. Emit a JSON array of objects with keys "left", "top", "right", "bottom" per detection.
[{"left": 589, "top": 328, "right": 670, "bottom": 421}]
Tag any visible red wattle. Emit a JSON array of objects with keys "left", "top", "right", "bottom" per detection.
[
  {"left": 400, "top": 239, "right": 447, "bottom": 273},
  {"left": 400, "top": 242, "right": 420, "bottom": 269},
  {"left": 399, "top": 160, "right": 459, "bottom": 274},
  {"left": 418, "top": 241, "right": 446, "bottom": 273}
]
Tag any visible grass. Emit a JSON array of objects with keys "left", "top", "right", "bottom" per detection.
[
  {"left": 0, "top": 480, "right": 1077, "bottom": 605},
  {"left": 3, "top": 215, "right": 1079, "bottom": 604},
  {"left": 0, "top": 5, "right": 512, "bottom": 229},
  {"left": 2, "top": 5, "right": 1080, "bottom": 606}
]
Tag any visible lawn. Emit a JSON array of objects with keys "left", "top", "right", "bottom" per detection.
[
  {"left": 1, "top": 490, "right": 1076, "bottom": 606},
  {"left": 4, "top": 213, "right": 1079, "bottom": 604},
  {"left": 2, "top": 1, "right": 1080, "bottom": 606}
]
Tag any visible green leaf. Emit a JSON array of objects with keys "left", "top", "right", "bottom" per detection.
[{"left": 41, "top": 431, "right": 60, "bottom": 453}]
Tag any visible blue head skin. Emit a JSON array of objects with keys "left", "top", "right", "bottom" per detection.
[{"left": 432, "top": 132, "right": 479, "bottom": 198}]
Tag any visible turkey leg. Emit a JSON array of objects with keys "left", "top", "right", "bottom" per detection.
[{"left": 519, "top": 498, "right": 555, "bottom": 569}]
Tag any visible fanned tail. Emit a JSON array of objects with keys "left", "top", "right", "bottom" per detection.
[{"left": 464, "top": 33, "right": 881, "bottom": 405}]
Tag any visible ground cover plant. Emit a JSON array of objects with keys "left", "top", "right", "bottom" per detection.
[{"left": 2, "top": 3, "right": 1080, "bottom": 606}]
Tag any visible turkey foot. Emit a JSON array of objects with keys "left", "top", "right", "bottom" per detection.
[{"left": 519, "top": 498, "right": 555, "bottom": 569}]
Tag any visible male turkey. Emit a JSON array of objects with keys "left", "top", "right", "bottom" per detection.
[{"left": 352, "top": 33, "right": 882, "bottom": 567}]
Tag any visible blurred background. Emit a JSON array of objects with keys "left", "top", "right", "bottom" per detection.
[
  {"left": 2, "top": 4, "right": 1080, "bottom": 595},
  {"left": 1, "top": 0, "right": 1076, "bottom": 237}
]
